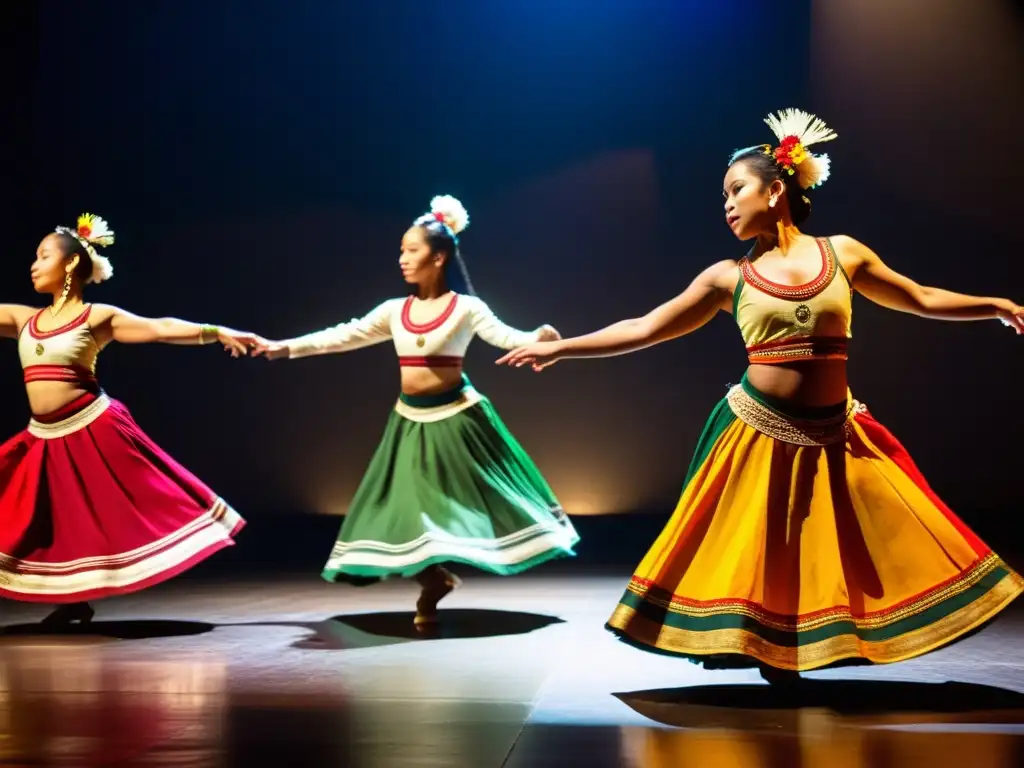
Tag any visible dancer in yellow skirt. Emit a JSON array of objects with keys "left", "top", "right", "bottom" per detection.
[{"left": 498, "top": 108, "right": 1024, "bottom": 680}]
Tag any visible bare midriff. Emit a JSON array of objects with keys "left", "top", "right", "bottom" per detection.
[
  {"left": 26, "top": 381, "right": 96, "bottom": 418},
  {"left": 744, "top": 358, "right": 848, "bottom": 408},
  {"left": 399, "top": 365, "right": 465, "bottom": 397}
]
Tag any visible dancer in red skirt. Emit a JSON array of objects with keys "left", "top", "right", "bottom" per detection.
[{"left": 0, "top": 214, "right": 258, "bottom": 625}]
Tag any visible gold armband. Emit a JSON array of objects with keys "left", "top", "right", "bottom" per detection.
[{"left": 199, "top": 324, "right": 220, "bottom": 345}]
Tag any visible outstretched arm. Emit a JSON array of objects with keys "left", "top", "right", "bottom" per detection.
[
  {"left": 0, "top": 304, "right": 36, "bottom": 340},
  {"left": 90, "top": 304, "right": 261, "bottom": 356},
  {"left": 497, "top": 260, "right": 736, "bottom": 369},
  {"left": 251, "top": 300, "right": 395, "bottom": 360},
  {"left": 837, "top": 235, "right": 1024, "bottom": 331},
  {"left": 467, "top": 297, "right": 559, "bottom": 350}
]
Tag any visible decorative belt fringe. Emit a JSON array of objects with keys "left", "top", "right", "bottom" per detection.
[
  {"left": 726, "top": 380, "right": 865, "bottom": 446},
  {"left": 28, "top": 394, "right": 111, "bottom": 439}
]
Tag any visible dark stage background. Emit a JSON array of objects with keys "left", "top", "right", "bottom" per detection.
[{"left": 3, "top": 0, "right": 1022, "bottom": 559}]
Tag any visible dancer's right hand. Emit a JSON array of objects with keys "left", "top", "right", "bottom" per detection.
[
  {"left": 496, "top": 341, "right": 565, "bottom": 372},
  {"left": 250, "top": 339, "right": 290, "bottom": 360}
]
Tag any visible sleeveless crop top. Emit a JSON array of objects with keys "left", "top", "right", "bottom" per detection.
[
  {"left": 18, "top": 306, "right": 101, "bottom": 387},
  {"left": 284, "top": 294, "right": 542, "bottom": 364},
  {"left": 733, "top": 238, "right": 852, "bottom": 364}
]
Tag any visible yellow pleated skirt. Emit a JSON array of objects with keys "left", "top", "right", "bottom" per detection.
[{"left": 606, "top": 375, "right": 1023, "bottom": 671}]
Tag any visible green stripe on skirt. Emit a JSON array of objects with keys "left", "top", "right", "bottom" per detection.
[{"left": 322, "top": 383, "right": 578, "bottom": 583}]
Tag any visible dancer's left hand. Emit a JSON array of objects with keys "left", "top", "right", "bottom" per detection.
[
  {"left": 249, "top": 339, "right": 291, "bottom": 360},
  {"left": 219, "top": 329, "right": 266, "bottom": 357},
  {"left": 997, "top": 301, "right": 1024, "bottom": 335}
]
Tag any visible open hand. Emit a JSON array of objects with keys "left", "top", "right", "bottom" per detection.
[
  {"left": 249, "top": 339, "right": 290, "bottom": 360},
  {"left": 997, "top": 301, "right": 1024, "bottom": 335},
  {"left": 218, "top": 329, "right": 267, "bottom": 358},
  {"left": 496, "top": 340, "right": 564, "bottom": 372}
]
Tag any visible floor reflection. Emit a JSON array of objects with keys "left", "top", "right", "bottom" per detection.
[
  {"left": 615, "top": 682, "right": 1024, "bottom": 768},
  {"left": 0, "top": 646, "right": 527, "bottom": 767},
  {"left": 618, "top": 720, "right": 1024, "bottom": 768},
  {"left": 0, "top": 646, "right": 228, "bottom": 766},
  {"left": 0, "top": 576, "right": 1022, "bottom": 767}
]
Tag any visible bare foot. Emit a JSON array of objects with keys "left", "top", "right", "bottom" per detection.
[{"left": 414, "top": 566, "right": 462, "bottom": 630}]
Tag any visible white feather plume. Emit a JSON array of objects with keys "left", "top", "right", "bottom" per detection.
[
  {"left": 763, "top": 108, "right": 837, "bottom": 149},
  {"left": 763, "top": 108, "right": 838, "bottom": 189},
  {"left": 89, "top": 254, "right": 114, "bottom": 284},
  {"left": 430, "top": 195, "right": 470, "bottom": 235},
  {"left": 78, "top": 213, "right": 116, "bottom": 247}
]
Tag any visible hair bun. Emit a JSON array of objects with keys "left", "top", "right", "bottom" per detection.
[
  {"left": 429, "top": 195, "right": 470, "bottom": 235},
  {"left": 55, "top": 212, "right": 116, "bottom": 284}
]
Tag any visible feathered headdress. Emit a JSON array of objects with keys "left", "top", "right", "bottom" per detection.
[
  {"left": 55, "top": 213, "right": 115, "bottom": 283},
  {"left": 762, "top": 108, "right": 838, "bottom": 189},
  {"left": 428, "top": 195, "right": 470, "bottom": 236}
]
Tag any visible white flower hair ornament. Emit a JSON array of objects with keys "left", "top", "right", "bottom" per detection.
[
  {"left": 429, "top": 195, "right": 470, "bottom": 236},
  {"left": 54, "top": 213, "right": 115, "bottom": 284},
  {"left": 762, "top": 108, "right": 838, "bottom": 190}
]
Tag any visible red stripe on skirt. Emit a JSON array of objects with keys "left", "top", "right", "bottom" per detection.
[
  {"left": 628, "top": 551, "right": 994, "bottom": 623},
  {"left": 853, "top": 408, "right": 989, "bottom": 557},
  {"left": 0, "top": 395, "right": 244, "bottom": 602},
  {"left": 32, "top": 390, "right": 100, "bottom": 423}
]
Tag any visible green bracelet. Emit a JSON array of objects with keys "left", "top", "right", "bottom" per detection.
[{"left": 199, "top": 324, "right": 220, "bottom": 345}]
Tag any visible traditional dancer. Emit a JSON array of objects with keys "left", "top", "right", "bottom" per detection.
[
  {"left": 253, "top": 195, "right": 578, "bottom": 629},
  {"left": 0, "top": 214, "right": 256, "bottom": 625},
  {"left": 498, "top": 109, "right": 1024, "bottom": 680}
]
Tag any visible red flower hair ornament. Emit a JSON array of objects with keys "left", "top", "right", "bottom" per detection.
[{"left": 762, "top": 108, "right": 838, "bottom": 190}]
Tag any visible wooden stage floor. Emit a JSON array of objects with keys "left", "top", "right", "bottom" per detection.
[{"left": 1, "top": 570, "right": 1023, "bottom": 767}]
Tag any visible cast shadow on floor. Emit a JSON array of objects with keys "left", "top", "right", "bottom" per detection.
[
  {"left": 220, "top": 608, "right": 565, "bottom": 650},
  {"left": 0, "top": 619, "right": 215, "bottom": 641},
  {"left": 333, "top": 607, "right": 564, "bottom": 640},
  {"left": 615, "top": 679, "right": 1024, "bottom": 729}
]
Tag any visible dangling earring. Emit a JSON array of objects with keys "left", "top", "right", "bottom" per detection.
[
  {"left": 52, "top": 270, "right": 73, "bottom": 316},
  {"left": 769, "top": 196, "right": 778, "bottom": 208}
]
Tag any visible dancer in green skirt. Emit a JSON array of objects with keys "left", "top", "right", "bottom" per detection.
[{"left": 253, "top": 195, "right": 579, "bottom": 628}]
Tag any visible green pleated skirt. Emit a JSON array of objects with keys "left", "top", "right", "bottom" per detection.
[{"left": 322, "top": 376, "right": 579, "bottom": 584}]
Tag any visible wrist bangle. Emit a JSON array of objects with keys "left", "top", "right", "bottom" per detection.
[{"left": 199, "top": 324, "right": 220, "bottom": 345}]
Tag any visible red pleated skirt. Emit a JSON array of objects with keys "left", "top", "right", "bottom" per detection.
[{"left": 0, "top": 391, "right": 244, "bottom": 603}]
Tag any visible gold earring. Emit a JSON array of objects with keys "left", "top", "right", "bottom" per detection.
[{"left": 51, "top": 270, "right": 73, "bottom": 316}]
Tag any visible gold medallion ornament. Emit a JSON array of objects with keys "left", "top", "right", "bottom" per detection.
[
  {"left": 795, "top": 304, "right": 812, "bottom": 324},
  {"left": 35, "top": 343, "right": 44, "bottom": 356},
  {"left": 403, "top": 294, "right": 459, "bottom": 350}
]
